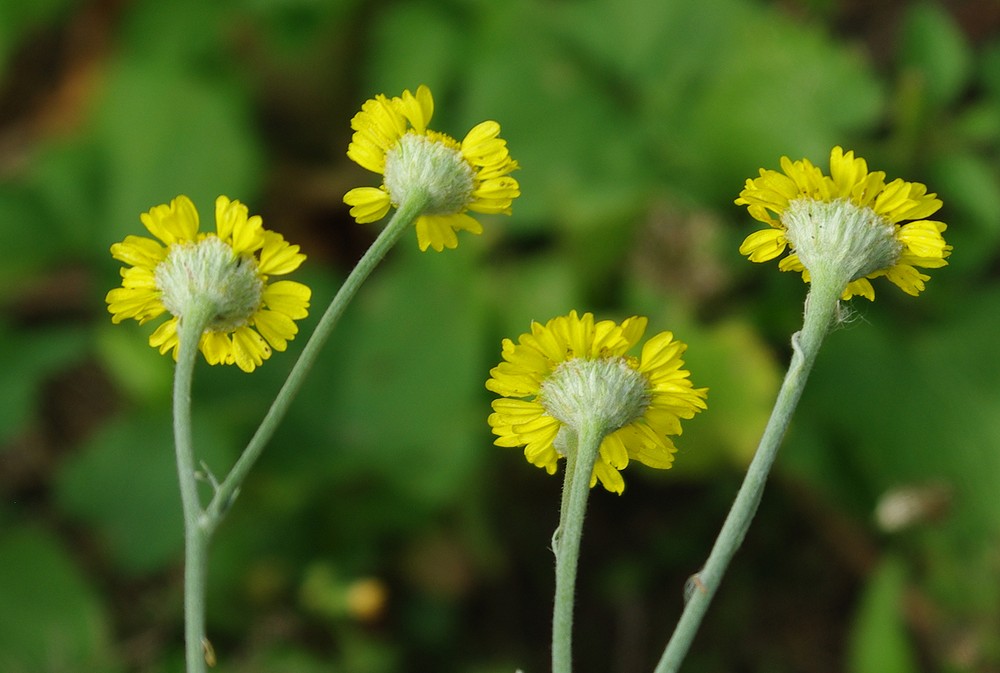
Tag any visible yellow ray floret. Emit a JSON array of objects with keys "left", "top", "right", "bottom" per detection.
[
  {"left": 106, "top": 195, "right": 311, "bottom": 373},
  {"left": 736, "top": 146, "right": 951, "bottom": 300},
  {"left": 486, "top": 311, "right": 707, "bottom": 494},
  {"left": 344, "top": 85, "right": 520, "bottom": 252}
]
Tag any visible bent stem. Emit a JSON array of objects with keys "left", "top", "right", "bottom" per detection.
[
  {"left": 203, "top": 191, "right": 430, "bottom": 531},
  {"left": 552, "top": 421, "right": 604, "bottom": 673},
  {"left": 653, "top": 278, "right": 842, "bottom": 673},
  {"left": 171, "top": 194, "right": 428, "bottom": 672},
  {"left": 172, "top": 300, "right": 214, "bottom": 673}
]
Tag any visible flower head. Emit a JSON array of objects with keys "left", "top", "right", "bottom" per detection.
[
  {"left": 736, "top": 146, "right": 951, "bottom": 300},
  {"left": 106, "top": 195, "right": 311, "bottom": 372},
  {"left": 486, "top": 311, "right": 707, "bottom": 494},
  {"left": 344, "top": 85, "right": 520, "bottom": 252}
]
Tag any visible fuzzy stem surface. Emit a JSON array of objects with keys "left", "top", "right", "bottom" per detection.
[
  {"left": 204, "top": 192, "right": 429, "bottom": 530},
  {"left": 653, "top": 278, "right": 842, "bottom": 673},
  {"left": 552, "top": 421, "right": 604, "bottom": 673},
  {"left": 172, "top": 301, "right": 214, "bottom": 673},
  {"left": 172, "top": 193, "right": 427, "bottom": 671}
]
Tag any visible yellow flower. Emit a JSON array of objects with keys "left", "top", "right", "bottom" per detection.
[
  {"left": 106, "top": 195, "right": 311, "bottom": 373},
  {"left": 344, "top": 85, "right": 520, "bottom": 252},
  {"left": 486, "top": 311, "right": 707, "bottom": 494},
  {"left": 736, "top": 146, "right": 951, "bottom": 300}
]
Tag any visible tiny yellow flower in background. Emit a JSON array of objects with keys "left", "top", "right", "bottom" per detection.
[
  {"left": 344, "top": 84, "right": 520, "bottom": 252},
  {"left": 736, "top": 146, "right": 951, "bottom": 300},
  {"left": 106, "top": 195, "right": 311, "bottom": 373},
  {"left": 486, "top": 311, "right": 707, "bottom": 495}
]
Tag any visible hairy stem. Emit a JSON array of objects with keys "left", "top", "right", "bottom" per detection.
[
  {"left": 204, "top": 192, "right": 430, "bottom": 531},
  {"left": 172, "top": 301, "right": 214, "bottom": 673},
  {"left": 653, "top": 279, "right": 842, "bottom": 673},
  {"left": 552, "top": 421, "right": 604, "bottom": 673}
]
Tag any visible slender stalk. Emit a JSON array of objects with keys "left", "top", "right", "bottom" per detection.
[
  {"left": 203, "top": 192, "right": 429, "bottom": 531},
  {"left": 653, "top": 279, "right": 842, "bottom": 673},
  {"left": 171, "top": 195, "right": 427, "bottom": 670},
  {"left": 552, "top": 421, "right": 604, "bottom": 673},
  {"left": 172, "top": 301, "right": 214, "bottom": 673}
]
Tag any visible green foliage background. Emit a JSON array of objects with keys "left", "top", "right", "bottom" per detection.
[{"left": 1, "top": 0, "right": 998, "bottom": 671}]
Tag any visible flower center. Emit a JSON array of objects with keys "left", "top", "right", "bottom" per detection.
[
  {"left": 540, "top": 357, "right": 650, "bottom": 441},
  {"left": 383, "top": 132, "right": 475, "bottom": 214},
  {"left": 781, "top": 198, "right": 902, "bottom": 284},
  {"left": 154, "top": 236, "right": 263, "bottom": 332}
]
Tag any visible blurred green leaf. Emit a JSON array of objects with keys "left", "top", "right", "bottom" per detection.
[
  {"left": 898, "top": 2, "right": 972, "bottom": 109},
  {"left": 95, "top": 59, "right": 263, "bottom": 246},
  {"left": 452, "top": 0, "right": 883, "bottom": 232},
  {"left": 0, "top": 526, "right": 118, "bottom": 673},
  {"left": 0, "top": 138, "right": 110, "bottom": 297},
  {"left": 636, "top": 0, "right": 883, "bottom": 202},
  {"left": 0, "top": 189, "right": 56, "bottom": 298},
  {"left": 93, "top": 321, "right": 174, "bottom": 407},
  {"left": 486, "top": 252, "right": 582, "bottom": 339},
  {"left": 559, "top": 0, "right": 883, "bottom": 200},
  {"left": 55, "top": 410, "right": 237, "bottom": 574},
  {"left": 363, "top": 1, "right": 461, "bottom": 96},
  {"left": 0, "top": 0, "right": 76, "bottom": 72},
  {"left": 25, "top": 139, "right": 106, "bottom": 258},
  {"left": 929, "top": 152, "right": 1000, "bottom": 273},
  {"left": 305, "top": 247, "right": 489, "bottom": 509},
  {"left": 954, "top": 100, "right": 1000, "bottom": 147},
  {"left": 847, "top": 555, "right": 919, "bottom": 673},
  {"left": 791, "top": 286, "right": 1000, "bottom": 542},
  {"left": 0, "top": 325, "right": 89, "bottom": 445},
  {"left": 115, "top": 0, "right": 230, "bottom": 67},
  {"left": 215, "top": 648, "right": 339, "bottom": 673},
  {"left": 455, "top": 0, "right": 654, "bottom": 225},
  {"left": 240, "top": 0, "right": 360, "bottom": 54},
  {"left": 625, "top": 282, "right": 782, "bottom": 473},
  {"left": 981, "top": 40, "right": 1000, "bottom": 98},
  {"left": 215, "top": 639, "right": 396, "bottom": 673},
  {"left": 674, "top": 319, "right": 782, "bottom": 472}
]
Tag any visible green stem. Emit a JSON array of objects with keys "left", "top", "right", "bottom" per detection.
[
  {"left": 203, "top": 192, "right": 429, "bottom": 531},
  {"left": 552, "top": 421, "right": 604, "bottom": 673},
  {"left": 653, "top": 279, "right": 842, "bottom": 673},
  {"left": 172, "top": 301, "right": 214, "bottom": 673}
]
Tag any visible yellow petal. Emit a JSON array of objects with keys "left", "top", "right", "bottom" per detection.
[
  {"left": 199, "top": 331, "right": 233, "bottom": 365},
  {"left": 253, "top": 309, "right": 298, "bottom": 351},
  {"left": 414, "top": 214, "right": 459, "bottom": 252},
  {"left": 110, "top": 235, "right": 166, "bottom": 268},
  {"left": 843, "top": 277, "right": 875, "bottom": 301},
  {"left": 639, "top": 331, "right": 682, "bottom": 374},
  {"left": 231, "top": 327, "right": 271, "bottom": 372},
  {"left": 215, "top": 195, "right": 265, "bottom": 254},
  {"left": 140, "top": 195, "right": 199, "bottom": 245},
  {"left": 396, "top": 85, "right": 434, "bottom": 133},
  {"left": 258, "top": 230, "right": 306, "bottom": 276},
  {"left": 897, "top": 220, "right": 949, "bottom": 260},
  {"left": 149, "top": 318, "right": 180, "bottom": 358},
  {"left": 262, "top": 280, "right": 311, "bottom": 319},
  {"left": 739, "top": 228, "right": 786, "bottom": 262},
  {"left": 344, "top": 187, "right": 392, "bottom": 224},
  {"left": 599, "top": 432, "right": 629, "bottom": 470},
  {"left": 883, "top": 264, "right": 930, "bottom": 296},
  {"left": 591, "top": 461, "right": 625, "bottom": 494}
]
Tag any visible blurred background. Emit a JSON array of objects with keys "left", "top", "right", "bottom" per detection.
[{"left": 1, "top": 0, "right": 999, "bottom": 671}]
